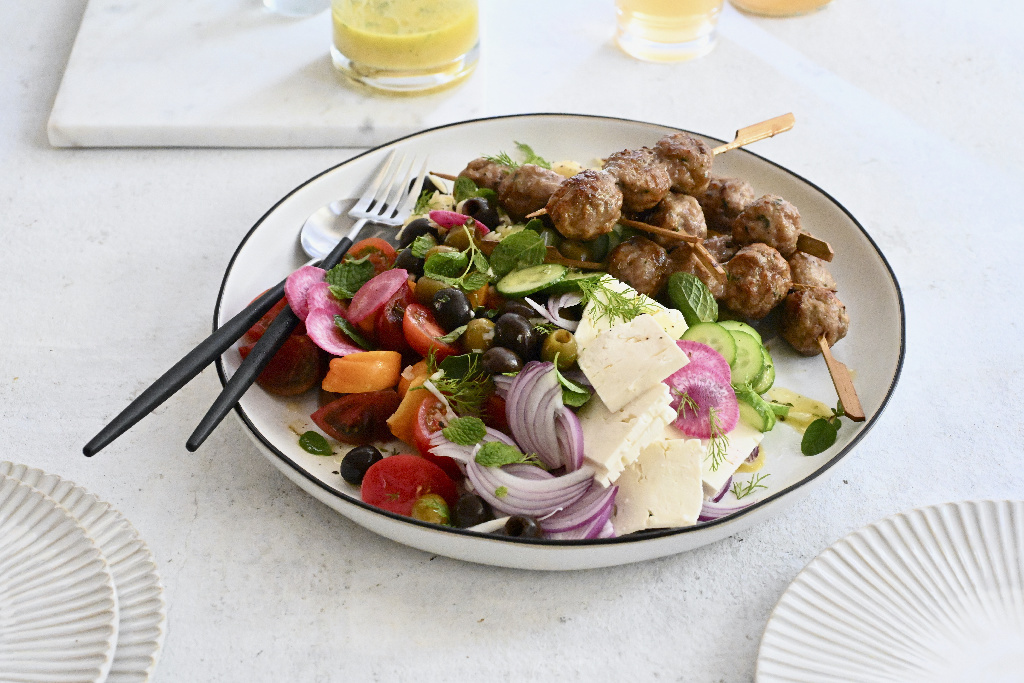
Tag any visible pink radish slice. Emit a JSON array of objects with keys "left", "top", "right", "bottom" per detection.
[
  {"left": 284, "top": 266, "right": 325, "bottom": 321},
  {"left": 664, "top": 372, "right": 739, "bottom": 439},
  {"left": 428, "top": 210, "right": 491, "bottom": 234},
  {"left": 305, "top": 306, "right": 364, "bottom": 357},
  {"left": 673, "top": 340, "right": 732, "bottom": 386},
  {"left": 304, "top": 282, "right": 345, "bottom": 318},
  {"left": 346, "top": 268, "right": 408, "bottom": 324}
]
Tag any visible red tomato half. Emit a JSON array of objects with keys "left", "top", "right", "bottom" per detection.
[
  {"left": 375, "top": 283, "right": 415, "bottom": 353},
  {"left": 361, "top": 454, "right": 457, "bottom": 516},
  {"left": 349, "top": 238, "right": 397, "bottom": 276},
  {"left": 311, "top": 390, "right": 401, "bottom": 445},
  {"left": 402, "top": 303, "right": 460, "bottom": 361},
  {"left": 239, "top": 334, "right": 323, "bottom": 396},
  {"left": 244, "top": 296, "right": 306, "bottom": 342},
  {"left": 410, "top": 395, "right": 463, "bottom": 481}
]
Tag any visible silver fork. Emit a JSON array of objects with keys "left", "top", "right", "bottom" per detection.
[{"left": 83, "top": 151, "right": 428, "bottom": 457}]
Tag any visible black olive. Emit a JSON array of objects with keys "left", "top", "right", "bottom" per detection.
[
  {"left": 398, "top": 217, "right": 435, "bottom": 249},
  {"left": 499, "top": 299, "right": 538, "bottom": 319},
  {"left": 504, "top": 515, "right": 543, "bottom": 538},
  {"left": 431, "top": 288, "right": 473, "bottom": 331},
  {"left": 480, "top": 346, "right": 523, "bottom": 375},
  {"left": 461, "top": 196, "right": 500, "bottom": 230},
  {"left": 493, "top": 313, "right": 538, "bottom": 360},
  {"left": 340, "top": 445, "right": 383, "bottom": 485},
  {"left": 394, "top": 248, "right": 424, "bottom": 278},
  {"left": 452, "top": 494, "right": 494, "bottom": 528},
  {"left": 419, "top": 175, "right": 447, "bottom": 196}
]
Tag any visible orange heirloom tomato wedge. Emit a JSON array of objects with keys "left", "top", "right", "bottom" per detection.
[{"left": 321, "top": 351, "right": 402, "bottom": 394}]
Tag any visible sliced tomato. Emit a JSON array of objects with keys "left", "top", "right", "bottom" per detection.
[
  {"left": 311, "top": 389, "right": 401, "bottom": 445},
  {"left": 244, "top": 296, "right": 306, "bottom": 342},
  {"left": 375, "top": 283, "right": 415, "bottom": 353},
  {"left": 402, "top": 303, "right": 460, "bottom": 361},
  {"left": 481, "top": 394, "right": 510, "bottom": 434},
  {"left": 349, "top": 237, "right": 397, "bottom": 276},
  {"left": 408, "top": 395, "right": 462, "bottom": 481},
  {"left": 361, "top": 454, "right": 457, "bottom": 516},
  {"left": 239, "top": 334, "right": 323, "bottom": 396}
]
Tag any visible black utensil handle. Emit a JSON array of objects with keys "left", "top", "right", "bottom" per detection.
[
  {"left": 184, "top": 236, "right": 355, "bottom": 451},
  {"left": 82, "top": 279, "right": 288, "bottom": 457}
]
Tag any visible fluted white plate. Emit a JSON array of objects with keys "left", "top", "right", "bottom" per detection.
[
  {"left": 757, "top": 500, "right": 1024, "bottom": 682},
  {"left": 0, "top": 474, "right": 119, "bottom": 683},
  {"left": 0, "top": 462, "right": 166, "bottom": 683}
]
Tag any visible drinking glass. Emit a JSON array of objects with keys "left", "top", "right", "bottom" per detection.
[
  {"left": 729, "top": 0, "right": 832, "bottom": 17},
  {"left": 616, "top": 0, "right": 726, "bottom": 62}
]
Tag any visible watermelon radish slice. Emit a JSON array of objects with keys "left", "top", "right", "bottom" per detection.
[
  {"left": 304, "top": 281, "right": 345, "bottom": 318},
  {"left": 346, "top": 268, "right": 408, "bottom": 324},
  {"left": 429, "top": 210, "right": 491, "bottom": 233},
  {"left": 284, "top": 266, "right": 325, "bottom": 321},
  {"left": 673, "top": 340, "right": 732, "bottom": 386},
  {"left": 664, "top": 371, "right": 739, "bottom": 439},
  {"left": 305, "top": 306, "right": 364, "bottom": 357}
]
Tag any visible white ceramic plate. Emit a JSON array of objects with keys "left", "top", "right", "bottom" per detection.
[
  {"left": 215, "top": 114, "right": 905, "bottom": 570},
  {"left": 0, "top": 462, "right": 166, "bottom": 683},
  {"left": 756, "top": 500, "right": 1024, "bottom": 682},
  {"left": 0, "top": 474, "right": 119, "bottom": 683}
]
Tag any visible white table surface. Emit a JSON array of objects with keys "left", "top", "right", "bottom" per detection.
[{"left": 4, "top": 0, "right": 1024, "bottom": 681}]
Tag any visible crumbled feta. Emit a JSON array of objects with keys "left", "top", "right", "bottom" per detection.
[
  {"left": 574, "top": 277, "right": 689, "bottom": 352},
  {"left": 611, "top": 437, "right": 705, "bottom": 535},
  {"left": 578, "top": 383, "right": 677, "bottom": 486},
  {"left": 577, "top": 314, "right": 689, "bottom": 413},
  {"left": 665, "top": 420, "right": 766, "bottom": 498}
]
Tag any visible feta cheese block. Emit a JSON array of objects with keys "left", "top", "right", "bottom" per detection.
[
  {"left": 611, "top": 437, "right": 705, "bottom": 535},
  {"left": 577, "top": 313, "right": 689, "bottom": 413},
  {"left": 667, "top": 420, "right": 767, "bottom": 498},
  {"left": 578, "top": 383, "right": 677, "bottom": 486},
  {"left": 574, "top": 277, "right": 688, "bottom": 351}
]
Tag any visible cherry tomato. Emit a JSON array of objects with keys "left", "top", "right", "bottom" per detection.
[
  {"left": 481, "top": 394, "right": 510, "bottom": 434},
  {"left": 243, "top": 296, "right": 306, "bottom": 342},
  {"left": 311, "top": 390, "right": 401, "bottom": 445},
  {"left": 375, "top": 283, "right": 415, "bottom": 353},
  {"left": 403, "top": 303, "right": 460, "bottom": 361},
  {"left": 239, "top": 334, "right": 323, "bottom": 396},
  {"left": 410, "top": 395, "right": 463, "bottom": 481},
  {"left": 361, "top": 454, "right": 457, "bottom": 516},
  {"left": 349, "top": 238, "right": 397, "bottom": 276}
]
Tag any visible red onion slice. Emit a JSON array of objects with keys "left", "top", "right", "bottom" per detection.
[
  {"left": 547, "top": 292, "right": 583, "bottom": 332},
  {"left": 710, "top": 476, "right": 733, "bottom": 503},
  {"left": 505, "top": 362, "right": 563, "bottom": 469},
  {"left": 346, "top": 268, "right": 408, "bottom": 324},
  {"left": 697, "top": 499, "right": 751, "bottom": 522},
  {"left": 426, "top": 428, "right": 518, "bottom": 464},
  {"left": 465, "top": 461, "right": 594, "bottom": 517},
  {"left": 541, "top": 483, "right": 617, "bottom": 535},
  {"left": 305, "top": 306, "right": 364, "bottom": 357},
  {"left": 284, "top": 265, "right": 325, "bottom": 322},
  {"left": 555, "top": 407, "right": 585, "bottom": 472}
]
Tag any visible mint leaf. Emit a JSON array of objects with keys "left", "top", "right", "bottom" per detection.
[
  {"left": 476, "top": 442, "right": 533, "bottom": 467},
  {"left": 495, "top": 486, "right": 509, "bottom": 498},
  {"left": 410, "top": 233, "right": 438, "bottom": 259},
  {"left": 666, "top": 271, "right": 718, "bottom": 326},
  {"left": 552, "top": 355, "right": 591, "bottom": 408},
  {"left": 334, "top": 315, "right": 374, "bottom": 350},
  {"left": 462, "top": 271, "right": 491, "bottom": 292},
  {"left": 437, "top": 324, "right": 467, "bottom": 345},
  {"left": 489, "top": 230, "right": 547, "bottom": 279},
  {"left": 442, "top": 416, "right": 487, "bottom": 446},
  {"left": 515, "top": 142, "right": 552, "bottom": 169},
  {"left": 801, "top": 417, "right": 840, "bottom": 456},
  {"left": 325, "top": 258, "right": 375, "bottom": 300}
]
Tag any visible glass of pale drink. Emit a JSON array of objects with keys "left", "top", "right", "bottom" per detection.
[
  {"left": 729, "top": 0, "right": 831, "bottom": 16},
  {"left": 616, "top": 0, "right": 725, "bottom": 62},
  {"left": 330, "top": 0, "right": 479, "bottom": 94}
]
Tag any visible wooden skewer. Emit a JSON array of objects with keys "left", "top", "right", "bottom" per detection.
[
  {"left": 430, "top": 171, "right": 458, "bottom": 181},
  {"left": 474, "top": 237, "right": 603, "bottom": 270},
  {"left": 617, "top": 217, "right": 701, "bottom": 244},
  {"left": 817, "top": 336, "right": 865, "bottom": 422},
  {"left": 796, "top": 232, "right": 834, "bottom": 262},
  {"left": 712, "top": 113, "right": 796, "bottom": 156},
  {"left": 525, "top": 207, "right": 548, "bottom": 219}
]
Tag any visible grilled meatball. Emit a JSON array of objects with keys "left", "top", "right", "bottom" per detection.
[
  {"left": 789, "top": 252, "right": 837, "bottom": 290},
  {"left": 697, "top": 176, "right": 756, "bottom": 233},
  {"left": 722, "top": 243, "right": 791, "bottom": 320},
  {"left": 703, "top": 232, "right": 738, "bottom": 263},
  {"left": 732, "top": 195, "right": 802, "bottom": 257},
  {"left": 654, "top": 132, "right": 713, "bottom": 196},
  {"left": 497, "top": 164, "right": 565, "bottom": 222},
  {"left": 607, "top": 236, "right": 669, "bottom": 297},
  {"left": 666, "top": 245, "right": 725, "bottom": 299},
  {"left": 545, "top": 169, "right": 623, "bottom": 241},
  {"left": 603, "top": 148, "right": 671, "bottom": 213},
  {"left": 458, "top": 157, "right": 510, "bottom": 192},
  {"left": 647, "top": 192, "right": 707, "bottom": 247},
  {"left": 781, "top": 287, "right": 849, "bottom": 356}
]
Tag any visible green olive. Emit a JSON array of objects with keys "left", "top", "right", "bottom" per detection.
[
  {"left": 541, "top": 329, "right": 578, "bottom": 369},
  {"left": 414, "top": 277, "right": 449, "bottom": 306},
  {"left": 463, "top": 318, "right": 496, "bottom": 354},
  {"left": 558, "top": 240, "right": 596, "bottom": 262},
  {"left": 410, "top": 494, "right": 450, "bottom": 525},
  {"left": 443, "top": 225, "right": 473, "bottom": 251}
]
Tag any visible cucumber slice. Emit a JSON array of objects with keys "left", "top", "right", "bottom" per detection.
[
  {"left": 681, "top": 322, "right": 737, "bottom": 366},
  {"left": 751, "top": 345, "right": 776, "bottom": 394},
  {"left": 496, "top": 263, "right": 567, "bottom": 297},
  {"left": 768, "top": 401, "right": 791, "bottom": 418},
  {"left": 729, "top": 330, "right": 765, "bottom": 387},
  {"left": 718, "top": 320, "right": 762, "bottom": 345},
  {"left": 543, "top": 270, "right": 602, "bottom": 295},
  {"left": 735, "top": 386, "right": 777, "bottom": 432}
]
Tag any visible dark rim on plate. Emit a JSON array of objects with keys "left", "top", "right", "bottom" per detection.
[{"left": 214, "top": 113, "right": 906, "bottom": 547}]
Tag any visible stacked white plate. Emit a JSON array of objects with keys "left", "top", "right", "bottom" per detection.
[{"left": 0, "top": 462, "right": 166, "bottom": 683}]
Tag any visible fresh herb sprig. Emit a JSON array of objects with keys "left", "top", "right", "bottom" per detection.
[
  {"left": 576, "top": 276, "right": 658, "bottom": 327},
  {"left": 475, "top": 441, "right": 544, "bottom": 468},
  {"left": 483, "top": 142, "right": 552, "bottom": 170},
  {"left": 731, "top": 473, "right": 770, "bottom": 500},
  {"left": 801, "top": 402, "right": 846, "bottom": 456},
  {"left": 420, "top": 352, "right": 493, "bottom": 417},
  {"left": 706, "top": 407, "right": 730, "bottom": 472},
  {"left": 422, "top": 225, "right": 491, "bottom": 291}
]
